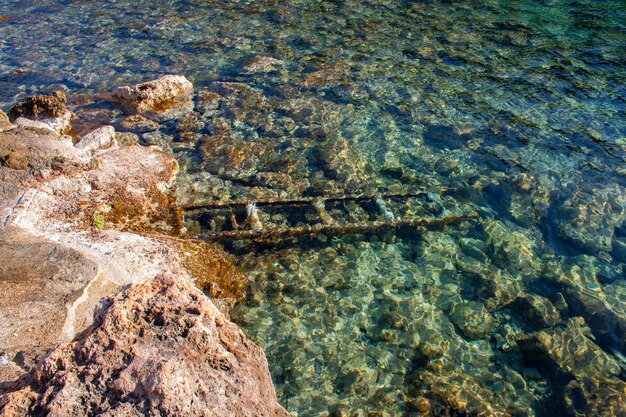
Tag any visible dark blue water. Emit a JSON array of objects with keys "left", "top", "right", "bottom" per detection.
[{"left": 1, "top": 1, "right": 625, "bottom": 416}]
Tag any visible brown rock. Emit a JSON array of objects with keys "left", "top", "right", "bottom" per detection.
[
  {"left": 0, "top": 95, "right": 289, "bottom": 416},
  {"left": 240, "top": 55, "right": 285, "bottom": 74},
  {"left": 0, "top": 151, "right": 28, "bottom": 170},
  {"left": 119, "top": 114, "right": 160, "bottom": 132},
  {"left": 7, "top": 91, "right": 67, "bottom": 120},
  {"left": 7, "top": 91, "right": 74, "bottom": 135},
  {"left": 112, "top": 75, "right": 194, "bottom": 114},
  {"left": 0, "top": 227, "right": 102, "bottom": 378},
  {"left": 0, "top": 275, "right": 289, "bottom": 417},
  {"left": 0, "top": 110, "right": 13, "bottom": 132},
  {"left": 564, "top": 377, "right": 626, "bottom": 417},
  {"left": 520, "top": 317, "right": 620, "bottom": 379}
]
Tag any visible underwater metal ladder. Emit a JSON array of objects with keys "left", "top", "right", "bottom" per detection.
[{"left": 183, "top": 191, "right": 477, "bottom": 243}]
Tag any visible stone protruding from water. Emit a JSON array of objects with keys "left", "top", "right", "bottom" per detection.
[
  {"left": 7, "top": 91, "right": 74, "bottom": 135},
  {"left": 112, "top": 74, "right": 194, "bottom": 115},
  {"left": 0, "top": 275, "right": 289, "bottom": 417},
  {"left": 75, "top": 125, "right": 116, "bottom": 151}
]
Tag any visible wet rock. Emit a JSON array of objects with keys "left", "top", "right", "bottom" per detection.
[
  {"left": 199, "top": 133, "right": 262, "bottom": 177},
  {"left": 449, "top": 301, "right": 494, "bottom": 339},
  {"left": 564, "top": 377, "right": 626, "bottom": 417},
  {"left": 478, "top": 267, "right": 524, "bottom": 311},
  {"left": 520, "top": 317, "right": 620, "bottom": 380},
  {"left": 302, "top": 62, "right": 351, "bottom": 88},
  {"left": 0, "top": 110, "right": 14, "bottom": 132},
  {"left": 458, "top": 237, "right": 488, "bottom": 263},
  {"left": 141, "top": 130, "right": 173, "bottom": 152},
  {"left": 209, "top": 81, "right": 278, "bottom": 133},
  {"left": 112, "top": 75, "right": 194, "bottom": 115},
  {"left": 8, "top": 91, "right": 73, "bottom": 135},
  {"left": 239, "top": 55, "right": 285, "bottom": 74},
  {"left": 414, "top": 336, "right": 535, "bottom": 417},
  {"left": 512, "top": 293, "right": 562, "bottom": 328},
  {"left": 484, "top": 219, "right": 541, "bottom": 280},
  {"left": 550, "top": 185, "right": 626, "bottom": 253},
  {"left": 0, "top": 275, "right": 289, "bottom": 417},
  {"left": 194, "top": 90, "right": 221, "bottom": 115},
  {"left": 119, "top": 114, "right": 160, "bottom": 132},
  {"left": 75, "top": 125, "right": 116, "bottom": 151},
  {"left": 115, "top": 131, "right": 139, "bottom": 146},
  {"left": 8, "top": 91, "right": 67, "bottom": 120},
  {"left": 317, "top": 137, "right": 372, "bottom": 191},
  {"left": 422, "top": 124, "right": 472, "bottom": 150},
  {"left": 177, "top": 112, "right": 204, "bottom": 132},
  {"left": 563, "top": 285, "right": 626, "bottom": 356},
  {"left": 611, "top": 236, "right": 626, "bottom": 262},
  {"left": 544, "top": 256, "right": 626, "bottom": 354}
]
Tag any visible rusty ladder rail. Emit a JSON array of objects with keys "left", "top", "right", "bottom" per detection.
[
  {"left": 184, "top": 191, "right": 476, "bottom": 242},
  {"left": 182, "top": 191, "right": 437, "bottom": 211},
  {"left": 197, "top": 212, "right": 478, "bottom": 243}
]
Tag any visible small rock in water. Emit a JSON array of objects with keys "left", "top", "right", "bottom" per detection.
[
  {"left": 112, "top": 74, "right": 194, "bottom": 115},
  {"left": 239, "top": 55, "right": 285, "bottom": 74},
  {"left": 75, "top": 125, "right": 116, "bottom": 151},
  {"left": 8, "top": 90, "right": 68, "bottom": 120},
  {"left": 8, "top": 91, "right": 74, "bottom": 135},
  {"left": 119, "top": 114, "right": 160, "bottom": 132}
]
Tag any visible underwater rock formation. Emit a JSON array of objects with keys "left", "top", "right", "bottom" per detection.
[
  {"left": 564, "top": 377, "right": 626, "bottom": 417},
  {"left": 0, "top": 275, "right": 289, "bottom": 417}
]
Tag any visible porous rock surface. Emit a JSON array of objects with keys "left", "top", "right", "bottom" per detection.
[
  {"left": 7, "top": 91, "right": 74, "bottom": 135},
  {"left": 0, "top": 83, "right": 288, "bottom": 416},
  {"left": 0, "top": 275, "right": 289, "bottom": 417},
  {"left": 112, "top": 74, "right": 194, "bottom": 115}
]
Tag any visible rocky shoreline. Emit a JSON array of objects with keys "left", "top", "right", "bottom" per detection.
[{"left": 0, "top": 77, "right": 288, "bottom": 416}]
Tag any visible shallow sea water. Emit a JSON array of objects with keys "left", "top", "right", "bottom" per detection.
[{"left": 1, "top": 1, "right": 626, "bottom": 416}]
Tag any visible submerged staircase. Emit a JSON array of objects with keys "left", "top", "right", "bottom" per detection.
[{"left": 183, "top": 191, "right": 477, "bottom": 243}]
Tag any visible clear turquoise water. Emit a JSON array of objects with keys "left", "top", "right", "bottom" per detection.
[{"left": 1, "top": 1, "right": 625, "bottom": 416}]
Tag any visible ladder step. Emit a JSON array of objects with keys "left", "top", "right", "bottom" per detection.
[
  {"left": 182, "top": 191, "right": 439, "bottom": 211},
  {"left": 199, "top": 212, "right": 477, "bottom": 242}
]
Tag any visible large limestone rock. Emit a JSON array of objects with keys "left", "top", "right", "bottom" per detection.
[
  {"left": 0, "top": 97, "right": 287, "bottom": 415},
  {"left": 0, "top": 275, "right": 289, "bottom": 417},
  {"left": 112, "top": 75, "right": 194, "bottom": 115},
  {"left": 0, "top": 120, "right": 185, "bottom": 383}
]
